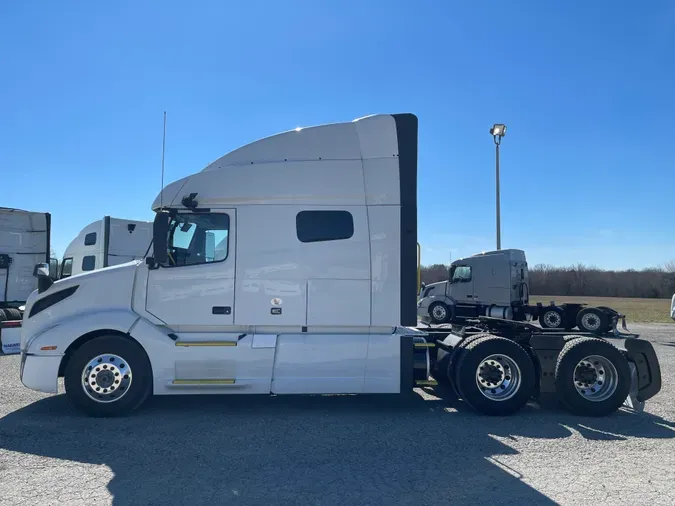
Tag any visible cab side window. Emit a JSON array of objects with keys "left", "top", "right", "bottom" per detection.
[
  {"left": 451, "top": 265, "right": 472, "bottom": 283},
  {"left": 165, "top": 213, "right": 230, "bottom": 267}
]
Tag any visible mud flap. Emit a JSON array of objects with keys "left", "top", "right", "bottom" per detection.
[
  {"left": 622, "top": 362, "right": 645, "bottom": 413},
  {"left": 624, "top": 338, "right": 662, "bottom": 403}
]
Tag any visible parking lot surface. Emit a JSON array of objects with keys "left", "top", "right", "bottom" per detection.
[{"left": 1, "top": 323, "right": 675, "bottom": 505}]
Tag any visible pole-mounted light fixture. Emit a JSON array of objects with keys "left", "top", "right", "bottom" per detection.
[
  {"left": 490, "top": 123, "right": 506, "bottom": 144},
  {"left": 490, "top": 123, "right": 507, "bottom": 250}
]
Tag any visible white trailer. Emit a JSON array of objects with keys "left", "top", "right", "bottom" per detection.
[
  {"left": 18, "top": 114, "right": 662, "bottom": 418},
  {"left": 60, "top": 217, "right": 153, "bottom": 279},
  {"left": 0, "top": 208, "right": 56, "bottom": 354}
]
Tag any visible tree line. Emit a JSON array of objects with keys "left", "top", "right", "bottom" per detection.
[{"left": 420, "top": 262, "right": 675, "bottom": 299}]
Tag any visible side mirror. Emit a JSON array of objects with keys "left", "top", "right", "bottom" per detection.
[
  {"left": 49, "top": 257, "right": 59, "bottom": 280},
  {"left": 152, "top": 212, "right": 171, "bottom": 265},
  {"left": 33, "top": 263, "right": 54, "bottom": 293}
]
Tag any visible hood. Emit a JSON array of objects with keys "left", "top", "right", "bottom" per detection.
[{"left": 22, "top": 261, "right": 141, "bottom": 339}]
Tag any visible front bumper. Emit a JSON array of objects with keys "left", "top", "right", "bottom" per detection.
[{"left": 20, "top": 352, "right": 61, "bottom": 394}]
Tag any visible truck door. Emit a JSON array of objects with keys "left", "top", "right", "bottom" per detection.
[
  {"left": 145, "top": 210, "right": 235, "bottom": 328},
  {"left": 448, "top": 263, "right": 475, "bottom": 304}
]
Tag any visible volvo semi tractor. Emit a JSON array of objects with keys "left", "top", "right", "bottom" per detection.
[
  {"left": 417, "top": 249, "right": 632, "bottom": 335},
  {"left": 17, "top": 113, "right": 662, "bottom": 418}
]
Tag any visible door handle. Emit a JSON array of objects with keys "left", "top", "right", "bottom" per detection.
[{"left": 212, "top": 306, "right": 231, "bottom": 315}]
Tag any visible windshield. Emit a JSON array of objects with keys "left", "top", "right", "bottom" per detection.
[{"left": 164, "top": 213, "right": 230, "bottom": 266}]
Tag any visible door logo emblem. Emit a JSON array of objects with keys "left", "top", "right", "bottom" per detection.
[{"left": 271, "top": 298, "right": 282, "bottom": 306}]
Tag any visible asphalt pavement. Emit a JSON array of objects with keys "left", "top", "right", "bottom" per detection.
[{"left": 1, "top": 323, "right": 675, "bottom": 505}]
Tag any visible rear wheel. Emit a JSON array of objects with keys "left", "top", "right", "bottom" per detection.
[
  {"left": 64, "top": 335, "right": 153, "bottom": 417},
  {"left": 576, "top": 307, "right": 610, "bottom": 334},
  {"left": 453, "top": 335, "right": 536, "bottom": 416},
  {"left": 554, "top": 336, "right": 630, "bottom": 416},
  {"left": 539, "top": 306, "right": 565, "bottom": 329}
]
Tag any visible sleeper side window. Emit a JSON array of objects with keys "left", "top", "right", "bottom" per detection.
[
  {"left": 296, "top": 210, "right": 354, "bottom": 243},
  {"left": 84, "top": 232, "right": 97, "bottom": 246},
  {"left": 164, "top": 213, "right": 230, "bottom": 267},
  {"left": 82, "top": 256, "right": 96, "bottom": 271}
]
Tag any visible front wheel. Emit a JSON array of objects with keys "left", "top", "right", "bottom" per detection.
[
  {"left": 429, "top": 302, "right": 452, "bottom": 324},
  {"left": 64, "top": 335, "right": 153, "bottom": 417},
  {"left": 453, "top": 335, "right": 536, "bottom": 416}
]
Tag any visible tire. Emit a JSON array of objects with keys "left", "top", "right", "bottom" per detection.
[
  {"left": 0, "top": 309, "right": 6, "bottom": 322},
  {"left": 539, "top": 306, "right": 565, "bottom": 329},
  {"left": 444, "top": 333, "right": 493, "bottom": 394},
  {"left": 3, "top": 308, "right": 22, "bottom": 321},
  {"left": 452, "top": 335, "right": 536, "bottom": 416},
  {"left": 429, "top": 302, "right": 452, "bottom": 324},
  {"left": 576, "top": 307, "right": 609, "bottom": 335},
  {"left": 64, "top": 335, "right": 153, "bottom": 417},
  {"left": 554, "top": 336, "right": 631, "bottom": 416}
]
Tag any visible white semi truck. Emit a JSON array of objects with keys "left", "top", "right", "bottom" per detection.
[
  {"left": 417, "top": 249, "right": 631, "bottom": 335},
  {"left": 60, "top": 216, "right": 153, "bottom": 279},
  {"left": 18, "top": 113, "right": 662, "bottom": 418}
]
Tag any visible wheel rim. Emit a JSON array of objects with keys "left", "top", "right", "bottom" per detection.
[
  {"left": 581, "top": 313, "right": 601, "bottom": 331},
  {"left": 475, "top": 354, "right": 522, "bottom": 401},
  {"left": 81, "top": 354, "right": 133, "bottom": 403},
  {"left": 573, "top": 355, "right": 618, "bottom": 402},
  {"left": 432, "top": 305, "right": 447, "bottom": 321},
  {"left": 543, "top": 311, "right": 561, "bottom": 327}
]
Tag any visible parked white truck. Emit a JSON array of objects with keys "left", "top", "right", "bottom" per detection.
[
  {"left": 17, "top": 113, "right": 662, "bottom": 418},
  {"left": 418, "top": 249, "right": 632, "bottom": 335},
  {"left": 60, "top": 216, "right": 152, "bottom": 279},
  {"left": 0, "top": 208, "right": 57, "bottom": 354}
]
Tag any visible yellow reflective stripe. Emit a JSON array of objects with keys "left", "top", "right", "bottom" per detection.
[
  {"left": 172, "top": 379, "right": 235, "bottom": 385},
  {"left": 175, "top": 341, "right": 237, "bottom": 347}
]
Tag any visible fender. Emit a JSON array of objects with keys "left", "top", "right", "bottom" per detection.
[{"left": 23, "top": 309, "right": 140, "bottom": 355}]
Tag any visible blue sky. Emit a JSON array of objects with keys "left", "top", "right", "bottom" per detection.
[{"left": 1, "top": 1, "right": 673, "bottom": 269}]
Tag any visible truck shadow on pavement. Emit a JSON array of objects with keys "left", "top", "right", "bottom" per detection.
[{"left": 1, "top": 388, "right": 674, "bottom": 505}]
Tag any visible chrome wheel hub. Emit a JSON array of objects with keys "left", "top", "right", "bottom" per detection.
[
  {"left": 543, "top": 311, "right": 561, "bottom": 327},
  {"left": 573, "top": 355, "right": 618, "bottom": 402},
  {"left": 476, "top": 354, "right": 522, "bottom": 401},
  {"left": 581, "top": 313, "right": 601, "bottom": 331},
  {"left": 81, "top": 354, "right": 132, "bottom": 403},
  {"left": 432, "top": 305, "right": 447, "bottom": 321}
]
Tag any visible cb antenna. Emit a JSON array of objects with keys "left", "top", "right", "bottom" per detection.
[{"left": 160, "top": 111, "right": 167, "bottom": 210}]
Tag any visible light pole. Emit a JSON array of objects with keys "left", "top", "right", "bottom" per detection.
[{"left": 490, "top": 123, "right": 506, "bottom": 250}]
